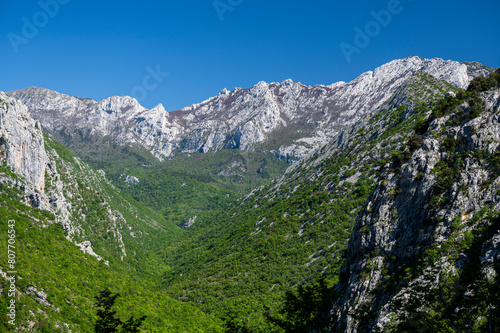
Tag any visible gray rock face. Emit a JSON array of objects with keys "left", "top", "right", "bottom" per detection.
[
  {"left": 124, "top": 175, "right": 140, "bottom": 184},
  {"left": 182, "top": 215, "right": 197, "bottom": 229},
  {"left": 10, "top": 57, "right": 487, "bottom": 161},
  {"left": 25, "top": 287, "right": 60, "bottom": 312},
  {"left": 75, "top": 240, "right": 107, "bottom": 264},
  {"left": 333, "top": 87, "right": 500, "bottom": 332},
  {"left": 462, "top": 61, "right": 496, "bottom": 78},
  {"left": 0, "top": 93, "right": 72, "bottom": 231},
  {"left": 0, "top": 92, "right": 47, "bottom": 192}
]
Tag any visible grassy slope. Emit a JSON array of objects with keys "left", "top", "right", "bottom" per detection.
[
  {"left": 43, "top": 135, "right": 183, "bottom": 280},
  {"left": 107, "top": 150, "right": 288, "bottom": 228},
  {"left": 74, "top": 137, "right": 289, "bottom": 229},
  {"left": 0, "top": 162, "right": 223, "bottom": 332}
]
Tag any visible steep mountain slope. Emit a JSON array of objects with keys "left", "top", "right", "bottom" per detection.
[
  {"left": 10, "top": 57, "right": 490, "bottom": 162},
  {"left": 332, "top": 69, "right": 500, "bottom": 333},
  {"left": 159, "top": 71, "right": 468, "bottom": 330},
  {"left": 0, "top": 92, "right": 224, "bottom": 331},
  {"left": 0, "top": 177, "right": 223, "bottom": 332}
]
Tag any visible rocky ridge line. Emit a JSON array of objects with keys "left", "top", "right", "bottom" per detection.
[{"left": 10, "top": 57, "right": 492, "bottom": 162}]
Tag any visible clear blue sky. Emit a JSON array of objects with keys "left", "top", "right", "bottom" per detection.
[{"left": 1, "top": 0, "right": 499, "bottom": 110}]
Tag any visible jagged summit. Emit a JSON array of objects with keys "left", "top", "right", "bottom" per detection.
[
  {"left": 9, "top": 57, "right": 493, "bottom": 161},
  {"left": 151, "top": 103, "right": 166, "bottom": 113}
]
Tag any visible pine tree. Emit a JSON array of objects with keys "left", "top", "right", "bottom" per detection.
[{"left": 94, "top": 288, "right": 147, "bottom": 333}]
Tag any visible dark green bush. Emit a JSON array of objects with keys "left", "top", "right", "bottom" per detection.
[
  {"left": 265, "top": 277, "right": 337, "bottom": 333},
  {"left": 408, "top": 134, "right": 423, "bottom": 152}
]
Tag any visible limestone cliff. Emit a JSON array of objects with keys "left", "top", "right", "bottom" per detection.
[{"left": 0, "top": 92, "right": 47, "bottom": 192}]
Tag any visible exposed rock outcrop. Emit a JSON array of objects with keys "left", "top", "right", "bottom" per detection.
[{"left": 0, "top": 92, "right": 47, "bottom": 192}]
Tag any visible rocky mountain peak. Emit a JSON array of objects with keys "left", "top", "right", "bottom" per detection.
[
  {"left": 10, "top": 86, "right": 97, "bottom": 111},
  {"left": 372, "top": 56, "right": 470, "bottom": 88},
  {"left": 9, "top": 57, "right": 494, "bottom": 162},
  {"left": 97, "top": 95, "right": 145, "bottom": 115},
  {"left": 151, "top": 103, "right": 166, "bottom": 114}
]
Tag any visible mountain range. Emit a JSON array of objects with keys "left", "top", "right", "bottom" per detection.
[
  {"left": 1, "top": 56, "right": 499, "bottom": 332},
  {"left": 9, "top": 57, "right": 491, "bottom": 162}
]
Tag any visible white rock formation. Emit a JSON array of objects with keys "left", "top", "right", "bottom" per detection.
[
  {"left": 0, "top": 92, "right": 47, "bottom": 192},
  {"left": 10, "top": 57, "right": 490, "bottom": 162}
]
